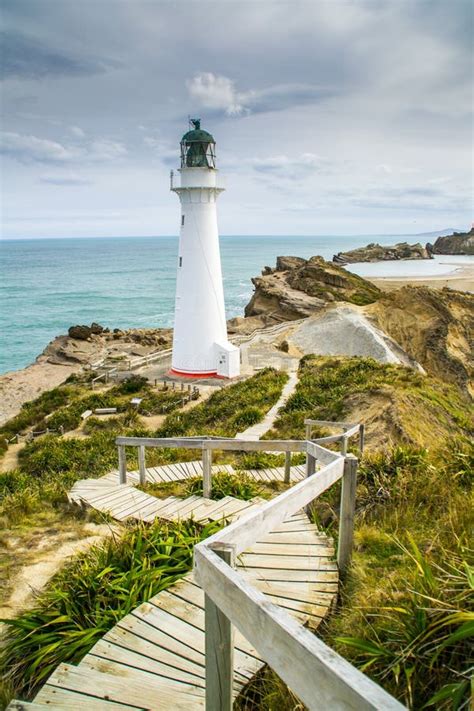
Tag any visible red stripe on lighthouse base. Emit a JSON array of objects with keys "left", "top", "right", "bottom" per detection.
[{"left": 169, "top": 367, "right": 223, "bottom": 379}]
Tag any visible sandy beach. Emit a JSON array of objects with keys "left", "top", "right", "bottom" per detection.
[{"left": 370, "top": 263, "right": 474, "bottom": 292}]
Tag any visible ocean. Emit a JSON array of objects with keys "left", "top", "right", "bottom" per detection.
[{"left": 1, "top": 235, "right": 471, "bottom": 374}]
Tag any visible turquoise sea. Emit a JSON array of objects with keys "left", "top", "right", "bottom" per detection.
[{"left": 1, "top": 235, "right": 471, "bottom": 374}]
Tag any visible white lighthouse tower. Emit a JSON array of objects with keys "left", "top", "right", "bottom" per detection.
[{"left": 170, "top": 120, "right": 240, "bottom": 378}]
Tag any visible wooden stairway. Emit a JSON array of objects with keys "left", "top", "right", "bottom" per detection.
[{"left": 14, "top": 511, "right": 337, "bottom": 710}]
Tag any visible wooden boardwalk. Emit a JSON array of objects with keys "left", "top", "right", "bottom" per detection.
[
  {"left": 20, "top": 511, "right": 337, "bottom": 709},
  {"left": 69, "top": 462, "right": 307, "bottom": 523}
]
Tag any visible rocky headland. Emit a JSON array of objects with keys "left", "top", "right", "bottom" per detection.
[
  {"left": 428, "top": 226, "right": 474, "bottom": 255},
  {"left": 236, "top": 255, "right": 473, "bottom": 396},
  {"left": 333, "top": 241, "right": 431, "bottom": 264}
]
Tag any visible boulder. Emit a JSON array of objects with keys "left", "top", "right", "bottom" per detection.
[{"left": 68, "top": 325, "right": 92, "bottom": 340}]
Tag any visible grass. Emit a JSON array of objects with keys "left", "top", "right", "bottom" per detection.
[
  {"left": 266, "top": 356, "right": 472, "bottom": 447},
  {"left": 156, "top": 368, "right": 288, "bottom": 438},
  {"left": 0, "top": 518, "right": 222, "bottom": 704}
]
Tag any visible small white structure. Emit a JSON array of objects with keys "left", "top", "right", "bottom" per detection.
[{"left": 170, "top": 120, "right": 240, "bottom": 378}]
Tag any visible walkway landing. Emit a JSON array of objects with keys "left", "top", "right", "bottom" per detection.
[{"left": 21, "top": 510, "right": 337, "bottom": 709}]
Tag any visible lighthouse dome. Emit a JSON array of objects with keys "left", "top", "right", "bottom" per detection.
[
  {"left": 180, "top": 119, "right": 216, "bottom": 168},
  {"left": 181, "top": 119, "right": 215, "bottom": 144}
]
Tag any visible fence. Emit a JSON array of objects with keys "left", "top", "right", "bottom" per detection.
[{"left": 114, "top": 431, "right": 405, "bottom": 710}]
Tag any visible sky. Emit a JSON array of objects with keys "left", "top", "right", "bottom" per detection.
[{"left": 1, "top": 0, "right": 472, "bottom": 239}]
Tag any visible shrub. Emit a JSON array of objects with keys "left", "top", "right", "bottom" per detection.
[
  {"left": 336, "top": 538, "right": 473, "bottom": 710},
  {"left": 111, "top": 375, "right": 149, "bottom": 395},
  {"left": 186, "top": 470, "right": 262, "bottom": 501}
]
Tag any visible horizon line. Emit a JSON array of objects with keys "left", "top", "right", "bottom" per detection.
[{"left": 0, "top": 229, "right": 459, "bottom": 243}]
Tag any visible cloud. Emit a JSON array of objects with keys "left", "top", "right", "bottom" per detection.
[
  {"left": 1, "top": 131, "right": 127, "bottom": 164},
  {"left": 70, "top": 126, "right": 85, "bottom": 138},
  {"left": 186, "top": 73, "right": 246, "bottom": 116},
  {"left": 1, "top": 30, "right": 118, "bottom": 80},
  {"left": 89, "top": 139, "right": 127, "bottom": 160},
  {"left": 39, "top": 173, "right": 93, "bottom": 186},
  {"left": 1, "top": 131, "right": 76, "bottom": 163},
  {"left": 186, "top": 72, "right": 332, "bottom": 116},
  {"left": 251, "top": 152, "right": 329, "bottom": 178}
]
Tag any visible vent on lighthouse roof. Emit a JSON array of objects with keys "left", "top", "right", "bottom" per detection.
[{"left": 181, "top": 119, "right": 216, "bottom": 169}]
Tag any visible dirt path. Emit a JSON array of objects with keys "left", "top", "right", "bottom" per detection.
[
  {"left": 0, "top": 443, "right": 23, "bottom": 472},
  {"left": 0, "top": 522, "right": 115, "bottom": 624}
]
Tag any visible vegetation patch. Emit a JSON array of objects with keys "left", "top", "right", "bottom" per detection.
[
  {"left": 0, "top": 518, "right": 222, "bottom": 703},
  {"left": 185, "top": 470, "right": 264, "bottom": 501},
  {"left": 156, "top": 368, "right": 288, "bottom": 438},
  {"left": 266, "top": 355, "right": 472, "bottom": 448}
]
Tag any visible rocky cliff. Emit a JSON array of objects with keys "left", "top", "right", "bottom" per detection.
[
  {"left": 428, "top": 227, "right": 474, "bottom": 255},
  {"left": 243, "top": 256, "right": 381, "bottom": 325},
  {"left": 333, "top": 241, "right": 431, "bottom": 264}
]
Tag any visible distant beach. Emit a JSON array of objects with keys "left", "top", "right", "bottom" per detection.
[{"left": 1, "top": 235, "right": 473, "bottom": 374}]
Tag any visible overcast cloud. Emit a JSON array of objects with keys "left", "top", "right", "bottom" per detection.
[{"left": 1, "top": 0, "right": 472, "bottom": 238}]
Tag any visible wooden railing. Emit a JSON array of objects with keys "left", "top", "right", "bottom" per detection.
[{"left": 115, "top": 431, "right": 405, "bottom": 710}]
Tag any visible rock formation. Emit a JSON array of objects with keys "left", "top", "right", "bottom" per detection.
[
  {"left": 244, "top": 256, "right": 381, "bottom": 325},
  {"left": 333, "top": 241, "right": 431, "bottom": 264},
  {"left": 428, "top": 227, "right": 474, "bottom": 255},
  {"left": 242, "top": 255, "right": 473, "bottom": 397},
  {"left": 369, "top": 286, "right": 474, "bottom": 397},
  {"left": 43, "top": 327, "right": 172, "bottom": 366}
]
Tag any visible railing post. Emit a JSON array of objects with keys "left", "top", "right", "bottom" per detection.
[
  {"left": 203, "top": 445, "right": 212, "bottom": 499},
  {"left": 305, "top": 421, "right": 312, "bottom": 440},
  {"left": 118, "top": 445, "right": 127, "bottom": 484},
  {"left": 337, "top": 454, "right": 358, "bottom": 575},
  {"left": 304, "top": 449, "right": 316, "bottom": 516},
  {"left": 138, "top": 445, "right": 146, "bottom": 486},
  {"left": 205, "top": 542, "right": 235, "bottom": 711},
  {"left": 359, "top": 424, "right": 365, "bottom": 454},
  {"left": 340, "top": 432, "right": 348, "bottom": 456},
  {"left": 284, "top": 450, "right": 291, "bottom": 484}
]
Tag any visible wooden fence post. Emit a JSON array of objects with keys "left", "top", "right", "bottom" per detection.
[
  {"left": 138, "top": 445, "right": 146, "bottom": 486},
  {"left": 304, "top": 451, "right": 316, "bottom": 515},
  {"left": 203, "top": 446, "right": 212, "bottom": 499},
  {"left": 118, "top": 445, "right": 127, "bottom": 484},
  {"left": 340, "top": 433, "right": 348, "bottom": 456},
  {"left": 205, "top": 542, "right": 235, "bottom": 711},
  {"left": 284, "top": 451, "right": 291, "bottom": 484},
  {"left": 337, "top": 454, "right": 358, "bottom": 574},
  {"left": 305, "top": 422, "right": 312, "bottom": 440},
  {"left": 359, "top": 424, "right": 365, "bottom": 454}
]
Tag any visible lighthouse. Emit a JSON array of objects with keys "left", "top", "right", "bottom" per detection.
[{"left": 170, "top": 120, "right": 240, "bottom": 379}]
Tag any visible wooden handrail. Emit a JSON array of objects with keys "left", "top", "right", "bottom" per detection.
[{"left": 112, "top": 427, "right": 404, "bottom": 709}]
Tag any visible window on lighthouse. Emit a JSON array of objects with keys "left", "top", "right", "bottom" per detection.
[
  {"left": 181, "top": 215, "right": 185, "bottom": 226},
  {"left": 179, "top": 257, "right": 183, "bottom": 267}
]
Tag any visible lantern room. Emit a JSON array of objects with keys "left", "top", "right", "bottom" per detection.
[{"left": 180, "top": 119, "right": 216, "bottom": 169}]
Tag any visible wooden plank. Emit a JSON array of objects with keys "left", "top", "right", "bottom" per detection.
[
  {"left": 243, "top": 543, "right": 335, "bottom": 557},
  {"left": 28, "top": 686, "right": 135, "bottom": 709},
  {"left": 42, "top": 663, "right": 204, "bottom": 710},
  {"left": 82, "top": 647, "right": 205, "bottom": 689},
  {"left": 195, "top": 546, "right": 406, "bottom": 711},
  {"left": 238, "top": 554, "right": 336, "bottom": 570}
]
